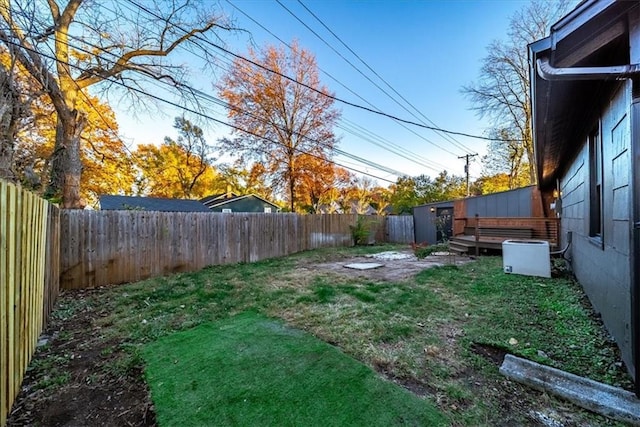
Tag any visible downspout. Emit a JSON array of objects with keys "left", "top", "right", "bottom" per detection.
[{"left": 537, "top": 58, "right": 640, "bottom": 80}]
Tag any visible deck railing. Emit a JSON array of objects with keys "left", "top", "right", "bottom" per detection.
[{"left": 454, "top": 216, "right": 560, "bottom": 247}]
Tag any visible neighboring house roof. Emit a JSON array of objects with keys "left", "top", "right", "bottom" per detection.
[
  {"left": 200, "top": 194, "right": 279, "bottom": 210},
  {"left": 316, "top": 200, "right": 379, "bottom": 215},
  {"left": 529, "top": 0, "right": 635, "bottom": 189},
  {"left": 200, "top": 192, "right": 240, "bottom": 205},
  {"left": 99, "top": 195, "right": 212, "bottom": 212},
  {"left": 349, "top": 200, "right": 376, "bottom": 215},
  {"left": 317, "top": 201, "right": 342, "bottom": 214}
]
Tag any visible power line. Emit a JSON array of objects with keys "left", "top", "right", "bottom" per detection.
[
  {"left": 31, "top": 11, "right": 448, "bottom": 176},
  {"left": 123, "top": 0, "right": 522, "bottom": 144},
  {"left": 273, "top": 0, "right": 469, "bottom": 157},
  {"left": 295, "top": 0, "right": 476, "bottom": 154},
  {"left": 1, "top": 3, "right": 465, "bottom": 180},
  {"left": 225, "top": 0, "right": 452, "bottom": 168},
  {"left": 39, "top": 1, "right": 446, "bottom": 175},
  {"left": 0, "top": 37, "right": 400, "bottom": 184}
]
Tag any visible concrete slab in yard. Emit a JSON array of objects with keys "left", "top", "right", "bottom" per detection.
[
  {"left": 366, "top": 251, "right": 414, "bottom": 261},
  {"left": 500, "top": 354, "right": 640, "bottom": 425},
  {"left": 344, "top": 263, "right": 384, "bottom": 270}
]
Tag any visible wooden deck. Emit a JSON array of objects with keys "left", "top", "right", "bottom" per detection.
[{"left": 450, "top": 216, "right": 560, "bottom": 255}]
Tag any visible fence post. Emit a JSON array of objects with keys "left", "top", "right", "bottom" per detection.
[{"left": 474, "top": 213, "right": 480, "bottom": 256}]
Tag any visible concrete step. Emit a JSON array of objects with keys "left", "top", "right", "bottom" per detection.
[
  {"left": 449, "top": 238, "right": 475, "bottom": 248},
  {"left": 449, "top": 241, "right": 471, "bottom": 255}
]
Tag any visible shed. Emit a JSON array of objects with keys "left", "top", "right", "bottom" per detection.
[{"left": 413, "top": 186, "right": 542, "bottom": 245}]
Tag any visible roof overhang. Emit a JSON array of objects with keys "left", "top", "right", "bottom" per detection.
[{"left": 530, "top": 0, "right": 635, "bottom": 189}]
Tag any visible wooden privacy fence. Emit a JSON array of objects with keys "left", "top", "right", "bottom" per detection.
[
  {"left": 360, "top": 216, "right": 415, "bottom": 245},
  {"left": 61, "top": 211, "right": 358, "bottom": 289},
  {"left": 385, "top": 215, "right": 414, "bottom": 243},
  {"left": 1, "top": 182, "right": 60, "bottom": 426}
]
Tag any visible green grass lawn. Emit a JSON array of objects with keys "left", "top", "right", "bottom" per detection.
[
  {"left": 45, "top": 245, "right": 632, "bottom": 425},
  {"left": 142, "top": 312, "right": 446, "bottom": 426}
]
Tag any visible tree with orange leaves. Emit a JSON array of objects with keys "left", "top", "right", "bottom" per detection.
[
  {"left": 218, "top": 41, "right": 340, "bottom": 212},
  {"left": 295, "top": 154, "right": 351, "bottom": 213}
]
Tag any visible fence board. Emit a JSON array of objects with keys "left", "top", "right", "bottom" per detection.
[
  {"left": 43, "top": 205, "right": 60, "bottom": 329},
  {"left": 1, "top": 182, "right": 59, "bottom": 426}
]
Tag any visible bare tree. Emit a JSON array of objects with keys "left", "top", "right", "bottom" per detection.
[
  {"left": 481, "top": 128, "right": 530, "bottom": 190},
  {"left": 218, "top": 41, "right": 340, "bottom": 212},
  {"left": 462, "top": 0, "right": 569, "bottom": 185},
  {"left": 0, "top": 0, "right": 231, "bottom": 207}
]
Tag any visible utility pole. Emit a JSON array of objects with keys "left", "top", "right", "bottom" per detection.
[{"left": 458, "top": 153, "right": 478, "bottom": 197}]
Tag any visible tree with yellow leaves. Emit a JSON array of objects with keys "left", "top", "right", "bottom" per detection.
[
  {"left": 133, "top": 116, "right": 225, "bottom": 199},
  {"left": 0, "top": 0, "right": 232, "bottom": 207},
  {"left": 13, "top": 88, "right": 136, "bottom": 208},
  {"left": 0, "top": 48, "right": 134, "bottom": 206}
]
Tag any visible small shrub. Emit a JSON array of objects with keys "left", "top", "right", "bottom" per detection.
[
  {"left": 413, "top": 242, "right": 450, "bottom": 259},
  {"left": 350, "top": 216, "right": 369, "bottom": 246}
]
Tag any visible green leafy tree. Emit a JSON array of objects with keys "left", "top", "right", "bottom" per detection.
[
  {"left": 431, "top": 171, "right": 466, "bottom": 201},
  {"left": 389, "top": 176, "right": 418, "bottom": 214},
  {"left": 390, "top": 171, "right": 466, "bottom": 213}
]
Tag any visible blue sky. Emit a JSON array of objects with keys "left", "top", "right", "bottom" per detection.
[{"left": 114, "top": 0, "right": 538, "bottom": 186}]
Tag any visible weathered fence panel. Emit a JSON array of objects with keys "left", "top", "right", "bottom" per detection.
[
  {"left": 386, "top": 216, "right": 415, "bottom": 244},
  {"left": 1, "top": 181, "right": 59, "bottom": 426},
  {"left": 60, "top": 211, "right": 359, "bottom": 289}
]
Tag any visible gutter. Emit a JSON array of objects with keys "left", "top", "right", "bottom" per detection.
[{"left": 536, "top": 58, "right": 640, "bottom": 81}]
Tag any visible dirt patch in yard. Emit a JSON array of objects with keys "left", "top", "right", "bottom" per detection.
[
  {"left": 6, "top": 289, "right": 156, "bottom": 427},
  {"left": 312, "top": 250, "right": 472, "bottom": 281}
]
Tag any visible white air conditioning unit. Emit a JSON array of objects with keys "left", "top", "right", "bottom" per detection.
[{"left": 502, "top": 240, "right": 551, "bottom": 278}]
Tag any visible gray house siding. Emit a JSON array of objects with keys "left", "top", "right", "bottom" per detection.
[
  {"left": 559, "top": 83, "right": 633, "bottom": 375},
  {"left": 413, "top": 186, "right": 536, "bottom": 245},
  {"left": 465, "top": 186, "right": 533, "bottom": 218},
  {"left": 207, "top": 196, "right": 277, "bottom": 213}
]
